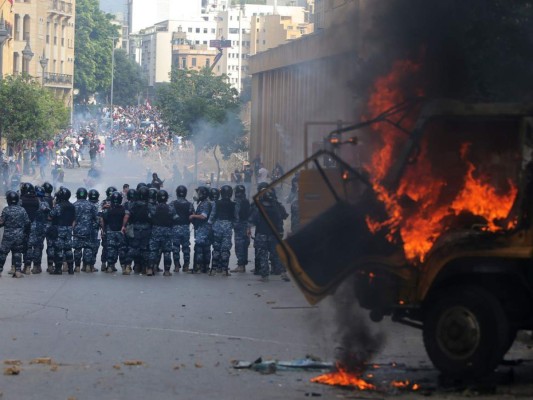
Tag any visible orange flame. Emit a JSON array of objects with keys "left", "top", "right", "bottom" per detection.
[
  {"left": 391, "top": 380, "right": 420, "bottom": 390},
  {"left": 364, "top": 60, "right": 518, "bottom": 262},
  {"left": 311, "top": 363, "right": 376, "bottom": 390}
]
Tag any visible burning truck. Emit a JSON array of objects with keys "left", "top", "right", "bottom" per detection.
[{"left": 256, "top": 97, "right": 533, "bottom": 380}]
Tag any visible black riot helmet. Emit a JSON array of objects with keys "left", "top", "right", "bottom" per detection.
[
  {"left": 43, "top": 182, "right": 53, "bottom": 194},
  {"left": 57, "top": 187, "right": 71, "bottom": 201},
  {"left": 257, "top": 182, "right": 269, "bottom": 193},
  {"left": 136, "top": 182, "right": 147, "bottom": 190},
  {"left": 88, "top": 189, "right": 100, "bottom": 203},
  {"left": 110, "top": 191, "right": 123, "bottom": 206},
  {"left": 137, "top": 186, "right": 149, "bottom": 201},
  {"left": 259, "top": 189, "right": 275, "bottom": 205},
  {"left": 126, "top": 188, "right": 137, "bottom": 201},
  {"left": 196, "top": 186, "right": 209, "bottom": 201},
  {"left": 21, "top": 182, "right": 35, "bottom": 196},
  {"left": 106, "top": 186, "right": 117, "bottom": 198},
  {"left": 234, "top": 185, "right": 246, "bottom": 198},
  {"left": 176, "top": 185, "right": 187, "bottom": 198},
  {"left": 76, "top": 187, "right": 88, "bottom": 199},
  {"left": 148, "top": 188, "right": 159, "bottom": 202},
  {"left": 157, "top": 189, "right": 169, "bottom": 203},
  {"left": 6, "top": 190, "right": 19, "bottom": 205},
  {"left": 220, "top": 185, "right": 233, "bottom": 199},
  {"left": 209, "top": 187, "right": 220, "bottom": 201}
]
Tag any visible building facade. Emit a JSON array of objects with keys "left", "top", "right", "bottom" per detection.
[
  {"left": 248, "top": 0, "right": 366, "bottom": 169},
  {"left": 11, "top": 0, "right": 75, "bottom": 103},
  {"left": 0, "top": 1, "right": 14, "bottom": 78},
  {"left": 171, "top": 28, "right": 217, "bottom": 72}
]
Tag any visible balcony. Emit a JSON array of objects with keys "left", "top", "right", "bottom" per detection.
[
  {"left": 49, "top": 0, "right": 73, "bottom": 17},
  {"left": 44, "top": 72, "right": 73, "bottom": 86}
]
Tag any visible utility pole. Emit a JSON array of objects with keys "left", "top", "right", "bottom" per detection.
[{"left": 110, "top": 37, "right": 119, "bottom": 131}]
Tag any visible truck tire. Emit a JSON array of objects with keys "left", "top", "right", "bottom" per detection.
[{"left": 423, "top": 285, "right": 509, "bottom": 379}]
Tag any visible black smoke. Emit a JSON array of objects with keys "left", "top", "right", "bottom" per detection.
[{"left": 357, "top": 0, "right": 533, "bottom": 102}]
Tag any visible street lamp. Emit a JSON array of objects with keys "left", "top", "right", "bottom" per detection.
[
  {"left": 39, "top": 49, "right": 48, "bottom": 86},
  {"left": 22, "top": 39, "right": 34, "bottom": 74},
  {"left": 0, "top": 13, "right": 11, "bottom": 79},
  {"left": 110, "top": 37, "right": 118, "bottom": 131}
]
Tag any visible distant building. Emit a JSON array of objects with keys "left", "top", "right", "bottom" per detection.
[
  {"left": 128, "top": 0, "right": 202, "bottom": 34},
  {"left": 138, "top": 18, "right": 217, "bottom": 90},
  {"left": 0, "top": 1, "right": 14, "bottom": 78},
  {"left": 215, "top": 4, "right": 313, "bottom": 91},
  {"left": 171, "top": 28, "right": 217, "bottom": 72}
]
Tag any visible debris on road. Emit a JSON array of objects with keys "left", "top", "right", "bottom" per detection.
[
  {"left": 123, "top": 360, "right": 145, "bottom": 366},
  {"left": 30, "top": 357, "right": 53, "bottom": 365},
  {"left": 232, "top": 357, "right": 333, "bottom": 373},
  {"left": 4, "top": 366, "right": 21, "bottom": 375}
]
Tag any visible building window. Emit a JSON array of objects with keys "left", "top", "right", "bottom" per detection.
[
  {"left": 196, "top": 28, "right": 200, "bottom": 33},
  {"left": 182, "top": 57, "right": 186, "bottom": 69},
  {"left": 192, "top": 58, "right": 197, "bottom": 67},
  {"left": 206, "top": 59, "right": 210, "bottom": 68},
  {"left": 188, "top": 27, "right": 192, "bottom": 33},
  {"left": 203, "top": 28, "right": 207, "bottom": 33},
  {"left": 211, "top": 28, "right": 215, "bottom": 34}
]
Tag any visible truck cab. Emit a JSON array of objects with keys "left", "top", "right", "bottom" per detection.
[{"left": 256, "top": 99, "right": 533, "bottom": 378}]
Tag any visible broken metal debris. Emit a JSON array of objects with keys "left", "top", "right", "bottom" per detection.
[{"left": 232, "top": 357, "right": 333, "bottom": 373}]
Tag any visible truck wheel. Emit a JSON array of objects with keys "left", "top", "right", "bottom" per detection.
[{"left": 423, "top": 285, "right": 509, "bottom": 379}]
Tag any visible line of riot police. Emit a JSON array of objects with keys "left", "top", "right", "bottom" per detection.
[{"left": 0, "top": 180, "right": 289, "bottom": 281}]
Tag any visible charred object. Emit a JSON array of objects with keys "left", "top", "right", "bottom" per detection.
[{"left": 255, "top": 99, "right": 533, "bottom": 380}]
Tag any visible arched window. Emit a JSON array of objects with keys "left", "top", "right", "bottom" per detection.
[{"left": 13, "top": 53, "right": 20, "bottom": 75}]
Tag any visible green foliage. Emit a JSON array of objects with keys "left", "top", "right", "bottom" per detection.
[
  {"left": 112, "top": 49, "right": 147, "bottom": 106},
  {"left": 74, "top": 0, "right": 120, "bottom": 102},
  {"left": 0, "top": 75, "right": 69, "bottom": 143},
  {"left": 156, "top": 69, "right": 247, "bottom": 157}
]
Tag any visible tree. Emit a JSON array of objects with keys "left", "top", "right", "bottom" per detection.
[
  {"left": 112, "top": 49, "right": 147, "bottom": 106},
  {"left": 74, "top": 0, "right": 120, "bottom": 103},
  {"left": 0, "top": 75, "right": 69, "bottom": 145},
  {"left": 155, "top": 68, "right": 247, "bottom": 182}
]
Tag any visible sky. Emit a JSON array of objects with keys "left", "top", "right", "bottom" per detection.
[{"left": 99, "top": 0, "right": 125, "bottom": 14}]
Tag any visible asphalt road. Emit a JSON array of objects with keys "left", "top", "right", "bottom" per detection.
[{"left": 0, "top": 160, "right": 532, "bottom": 399}]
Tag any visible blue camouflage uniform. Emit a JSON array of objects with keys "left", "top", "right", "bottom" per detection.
[
  {"left": 169, "top": 198, "right": 194, "bottom": 271},
  {"left": 125, "top": 200, "right": 152, "bottom": 274},
  {"left": 249, "top": 199, "right": 284, "bottom": 279},
  {"left": 73, "top": 199, "right": 98, "bottom": 270},
  {"left": 44, "top": 194, "right": 55, "bottom": 271},
  {"left": 99, "top": 198, "right": 111, "bottom": 266},
  {"left": 49, "top": 200, "right": 76, "bottom": 273},
  {"left": 149, "top": 203, "right": 178, "bottom": 273},
  {"left": 0, "top": 204, "right": 30, "bottom": 273},
  {"left": 102, "top": 204, "right": 127, "bottom": 271},
  {"left": 20, "top": 194, "right": 42, "bottom": 272},
  {"left": 234, "top": 198, "right": 251, "bottom": 268},
  {"left": 27, "top": 197, "right": 51, "bottom": 273},
  {"left": 208, "top": 198, "right": 237, "bottom": 273},
  {"left": 192, "top": 200, "right": 212, "bottom": 273}
]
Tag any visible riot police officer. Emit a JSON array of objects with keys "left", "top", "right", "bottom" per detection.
[
  {"left": 49, "top": 187, "right": 76, "bottom": 275},
  {"left": 73, "top": 187, "right": 98, "bottom": 273},
  {"left": 102, "top": 191, "right": 128, "bottom": 274},
  {"left": 0, "top": 191, "right": 30, "bottom": 278},
  {"left": 190, "top": 186, "right": 212, "bottom": 273},
  {"left": 148, "top": 190, "right": 177, "bottom": 276},
  {"left": 87, "top": 189, "right": 101, "bottom": 272},
  {"left": 20, "top": 183, "right": 40, "bottom": 274},
  {"left": 231, "top": 185, "right": 251, "bottom": 273},
  {"left": 208, "top": 185, "right": 237, "bottom": 276},
  {"left": 170, "top": 185, "right": 194, "bottom": 272}
]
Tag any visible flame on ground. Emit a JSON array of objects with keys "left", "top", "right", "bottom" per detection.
[{"left": 311, "top": 363, "right": 376, "bottom": 390}]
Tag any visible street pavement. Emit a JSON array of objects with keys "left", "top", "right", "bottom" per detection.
[{"left": 0, "top": 161, "right": 531, "bottom": 399}]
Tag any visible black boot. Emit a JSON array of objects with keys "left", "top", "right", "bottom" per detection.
[
  {"left": 68, "top": 264, "right": 74, "bottom": 275},
  {"left": 51, "top": 264, "right": 62, "bottom": 275}
]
